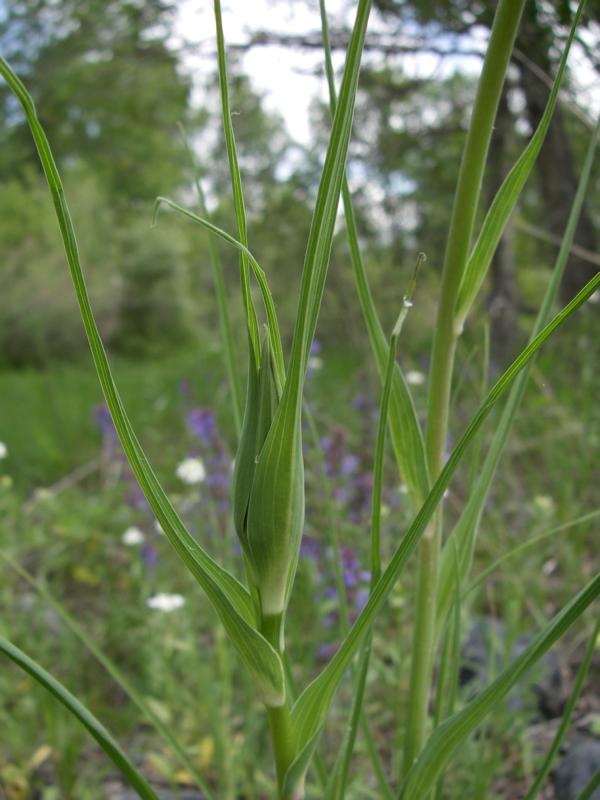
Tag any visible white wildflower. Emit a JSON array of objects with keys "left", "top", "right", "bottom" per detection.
[
  {"left": 533, "top": 494, "right": 555, "bottom": 514},
  {"left": 33, "top": 487, "right": 53, "bottom": 503},
  {"left": 154, "top": 519, "right": 164, "bottom": 535},
  {"left": 146, "top": 593, "right": 186, "bottom": 612},
  {"left": 122, "top": 526, "right": 145, "bottom": 546},
  {"left": 176, "top": 457, "right": 206, "bottom": 485},
  {"left": 0, "top": 442, "right": 7, "bottom": 459},
  {"left": 406, "top": 370, "right": 425, "bottom": 386},
  {"left": 308, "top": 356, "right": 323, "bottom": 371}
]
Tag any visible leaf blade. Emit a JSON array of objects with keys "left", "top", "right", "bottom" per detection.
[
  {"left": 455, "top": 0, "right": 585, "bottom": 327},
  {"left": 0, "top": 56, "right": 285, "bottom": 709},
  {"left": 318, "top": 0, "right": 429, "bottom": 508},
  {"left": 401, "top": 574, "right": 600, "bottom": 799},
  {"left": 0, "top": 636, "right": 159, "bottom": 800},
  {"left": 1, "top": 552, "right": 216, "bottom": 799},
  {"left": 289, "top": 270, "right": 600, "bottom": 768}
]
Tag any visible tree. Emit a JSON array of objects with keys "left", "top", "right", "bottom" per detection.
[
  {"left": 372, "top": 0, "right": 599, "bottom": 302},
  {"left": 0, "top": 0, "right": 196, "bottom": 205}
]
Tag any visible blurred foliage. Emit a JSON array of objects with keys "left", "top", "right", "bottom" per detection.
[
  {"left": 0, "top": 1, "right": 598, "bottom": 797},
  {"left": 0, "top": 0, "right": 198, "bottom": 203}
]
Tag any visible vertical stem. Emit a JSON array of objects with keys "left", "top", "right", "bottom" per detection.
[
  {"left": 402, "top": 0, "right": 526, "bottom": 776},
  {"left": 262, "top": 613, "right": 297, "bottom": 798}
]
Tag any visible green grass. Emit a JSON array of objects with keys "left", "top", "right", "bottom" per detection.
[{"left": 0, "top": 344, "right": 363, "bottom": 493}]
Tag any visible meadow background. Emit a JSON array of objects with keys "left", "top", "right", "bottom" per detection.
[{"left": 0, "top": 1, "right": 599, "bottom": 798}]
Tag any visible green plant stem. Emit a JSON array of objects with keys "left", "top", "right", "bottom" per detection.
[
  {"left": 261, "top": 613, "right": 296, "bottom": 797},
  {"left": 267, "top": 702, "right": 297, "bottom": 797},
  {"left": 330, "top": 330, "right": 401, "bottom": 800},
  {"left": 403, "top": 0, "right": 526, "bottom": 776},
  {"left": 435, "top": 110, "right": 600, "bottom": 635}
]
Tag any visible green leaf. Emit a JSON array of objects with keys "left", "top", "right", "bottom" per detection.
[
  {"left": 0, "top": 636, "right": 159, "bottom": 800},
  {"left": 178, "top": 123, "right": 243, "bottom": 437},
  {"left": 0, "top": 56, "right": 285, "bottom": 709},
  {"left": 0, "top": 552, "right": 215, "bottom": 800},
  {"left": 232, "top": 0, "right": 374, "bottom": 624},
  {"left": 325, "top": 257, "right": 422, "bottom": 800},
  {"left": 464, "top": 509, "right": 600, "bottom": 599},
  {"left": 576, "top": 768, "right": 600, "bottom": 800},
  {"left": 400, "top": 573, "right": 600, "bottom": 798},
  {"left": 285, "top": 0, "right": 373, "bottom": 388},
  {"left": 318, "top": 0, "right": 429, "bottom": 508},
  {"left": 436, "top": 111, "right": 600, "bottom": 634},
  {"left": 153, "top": 197, "right": 285, "bottom": 384},
  {"left": 213, "top": 0, "right": 260, "bottom": 367},
  {"left": 454, "top": 0, "right": 585, "bottom": 328},
  {"left": 524, "top": 616, "right": 600, "bottom": 800},
  {"left": 287, "top": 270, "right": 600, "bottom": 782}
]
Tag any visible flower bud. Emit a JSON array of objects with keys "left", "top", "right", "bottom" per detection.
[
  {"left": 233, "top": 329, "right": 306, "bottom": 616},
  {"left": 245, "top": 389, "right": 305, "bottom": 616},
  {"left": 232, "top": 329, "right": 281, "bottom": 556}
]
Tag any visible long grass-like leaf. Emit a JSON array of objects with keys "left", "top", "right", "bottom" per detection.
[
  {"left": 178, "top": 123, "right": 243, "bottom": 437},
  {"left": 1, "top": 552, "right": 215, "bottom": 799},
  {"left": 154, "top": 197, "right": 285, "bottom": 383},
  {"left": 524, "top": 616, "right": 600, "bottom": 800},
  {"left": 465, "top": 509, "right": 600, "bottom": 598},
  {"left": 326, "top": 257, "right": 423, "bottom": 800},
  {"left": 239, "top": 0, "right": 373, "bottom": 629},
  {"left": 576, "top": 768, "right": 600, "bottom": 800},
  {"left": 318, "top": 0, "right": 429, "bottom": 509},
  {"left": 213, "top": 0, "right": 260, "bottom": 367},
  {"left": 436, "top": 111, "right": 600, "bottom": 633},
  {"left": 0, "top": 636, "right": 159, "bottom": 800},
  {"left": 288, "top": 270, "right": 600, "bottom": 778},
  {"left": 455, "top": 0, "right": 585, "bottom": 328},
  {"left": 400, "top": 575, "right": 600, "bottom": 798},
  {"left": 304, "top": 405, "right": 390, "bottom": 798},
  {"left": 0, "top": 56, "right": 285, "bottom": 709},
  {"left": 284, "top": 0, "right": 372, "bottom": 397}
]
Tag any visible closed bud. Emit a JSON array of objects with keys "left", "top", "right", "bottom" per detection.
[
  {"left": 233, "top": 329, "right": 281, "bottom": 556},
  {"left": 245, "top": 389, "right": 305, "bottom": 616}
]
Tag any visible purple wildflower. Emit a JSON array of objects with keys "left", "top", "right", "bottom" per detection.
[
  {"left": 355, "top": 587, "right": 369, "bottom": 612},
  {"left": 187, "top": 407, "right": 217, "bottom": 444},
  {"left": 301, "top": 535, "right": 321, "bottom": 560},
  {"left": 316, "top": 642, "right": 338, "bottom": 662},
  {"left": 340, "top": 454, "right": 360, "bottom": 477},
  {"left": 142, "top": 543, "right": 159, "bottom": 571},
  {"left": 94, "top": 402, "right": 117, "bottom": 442}
]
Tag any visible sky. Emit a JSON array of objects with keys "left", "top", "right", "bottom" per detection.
[
  {"left": 172, "top": 0, "right": 488, "bottom": 145},
  {"left": 172, "top": 1, "right": 600, "bottom": 146},
  {"left": 173, "top": 0, "right": 356, "bottom": 144}
]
